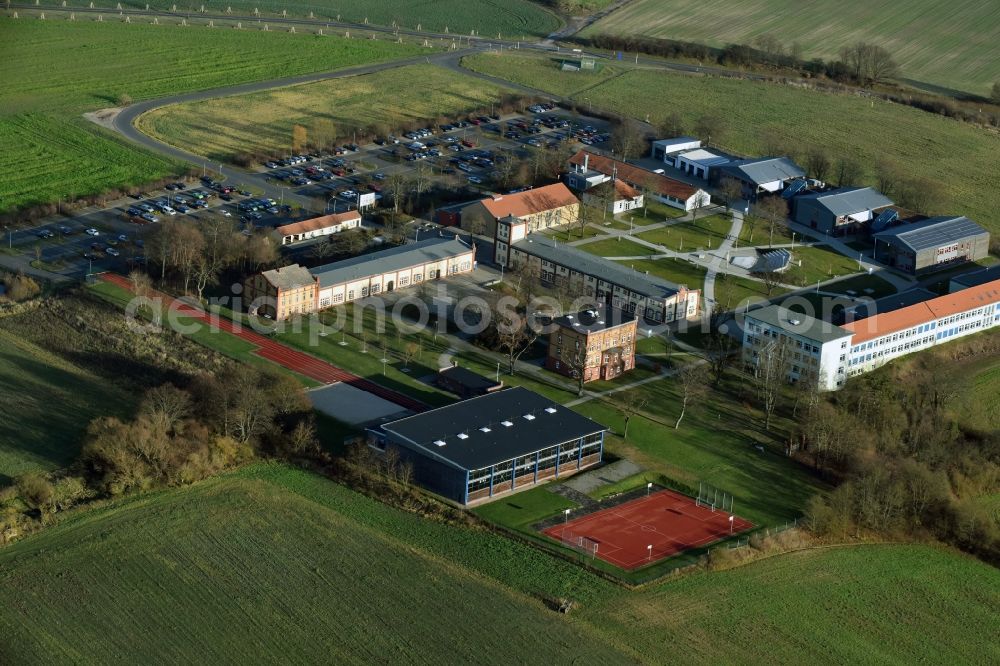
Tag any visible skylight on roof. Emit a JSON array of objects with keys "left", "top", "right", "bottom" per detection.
[
  {"left": 545, "top": 407, "right": 557, "bottom": 414},
  {"left": 480, "top": 426, "right": 492, "bottom": 433},
  {"left": 501, "top": 420, "right": 513, "bottom": 427},
  {"left": 523, "top": 414, "right": 536, "bottom": 421},
  {"left": 433, "top": 440, "right": 446, "bottom": 447},
  {"left": 457, "top": 433, "right": 469, "bottom": 440}
]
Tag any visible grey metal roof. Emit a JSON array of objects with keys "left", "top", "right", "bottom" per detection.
[
  {"left": 720, "top": 157, "right": 805, "bottom": 185},
  {"left": 837, "top": 288, "right": 938, "bottom": 324},
  {"left": 950, "top": 265, "right": 1000, "bottom": 290},
  {"left": 311, "top": 235, "right": 473, "bottom": 287},
  {"left": 261, "top": 264, "right": 315, "bottom": 291},
  {"left": 745, "top": 304, "right": 852, "bottom": 343},
  {"left": 512, "top": 236, "right": 683, "bottom": 299},
  {"left": 874, "top": 216, "right": 988, "bottom": 253},
  {"left": 552, "top": 305, "right": 636, "bottom": 334},
  {"left": 379, "top": 387, "right": 607, "bottom": 471},
  {"left": 797, "top": 187, "right": 893, "bottom": 216},
  {"left": 437, "top": 366, "right": 502, "bottom": 392}
]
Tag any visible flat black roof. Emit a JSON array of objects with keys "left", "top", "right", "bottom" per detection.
[
  {"left": 379, "top": 387, "right": 606, "bottom": 471},
  {"left": 437, "top": 365, "right": 502, "bottom": 391},
  {"left": 837, "top": 288, "right": 938, "bottom": 324},
  {"left": 552, "top": 305, "right": 636, "bottom": 334}
]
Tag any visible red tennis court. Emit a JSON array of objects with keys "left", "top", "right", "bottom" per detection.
[{"left": 542, "top": 489, "right": 753, "bottom": 570}]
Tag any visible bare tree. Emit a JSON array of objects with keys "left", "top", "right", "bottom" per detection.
[
  {"left": 835, "top": 157, "right": 864, "bottom": 187},
  {"left": 839, "top": 43, "right": 899, "bottom": 86},
  {"left": 674, "top": 363, "right": 708, "bottom": 429},
  {"left": 759, "top": 269, "right": 785, "bottom": 297},
  {"left": 750, "top": 338, "right": 789, "bottom": 431},
  {"left": 658, "top": 112, "right": 684, "bottom": 139},
  {"left": 694, "top": 114, "right": 726, "bottom": 145},
  {"left": 805, "top": 148, "right": 831, "bottom": 182},
  {"left": 610, "top": 118, "right": 647, "bottom": 159},
  {"left": 992, "top": 81, "right": 1000, "bottom": 105},
  {"left": 620, "top": 389, "right": 648, "bottom": 441},
  {"left": 489, "top": 294, "right": 539, "bottom": 375},
  {"left": 718, "top": 179, "right": 744, "bottom": 209},
  {"left": 752, "top": 197, "right": 788, "bottom": 247},
  {"left": 385, "top": 171, "right": 410, "bottom": 216},
  {"left": 875, "top": 158, "right": 903, "bottom": 198}
]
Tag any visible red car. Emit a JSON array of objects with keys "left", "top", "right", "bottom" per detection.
[{"left": 461, "top": 139, "right": 476, "bottom": 148}]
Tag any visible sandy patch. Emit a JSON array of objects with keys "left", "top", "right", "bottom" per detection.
[{"left": 82, "top": 107, "right": 123, "bottom": 130}]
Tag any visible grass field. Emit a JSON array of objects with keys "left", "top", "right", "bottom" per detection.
[
  {"left": 579, "top": 544, "right": 1000, "bottom": 664},
  {"left": 0, "top": 18, "right": 426, "bottom": 210},
  {"left": 0, "top": 329, "right": 134, "bottom": 484},
  {"left": 638, "top": 214, "right": 731, "bottom": 251},
  {"left": 2, "top": 462, "right": 996, "bottom": 663},
  {"left": 580, "top": 0, "right": 1000, "bottom": 95},
  {"left": 462, "top": 53, "right": 1000, "bottom": 236},
  {"left": 578, "top": 236, "right": 652, "bottom": 257},
  {"left": 784, "top": 245, "right": 862, "bottom": 286},
  {"left": 105, "top": 0, "right": 562, "bottom": 38},
  {"left": 0, "top": 464, "right": 627, "bottom": 664},
  {"left": 137, "top": 64, "right": 513, "bottom": 161}
]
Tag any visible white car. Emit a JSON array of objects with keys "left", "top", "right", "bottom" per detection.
[
  {"left": 162, "top": 206, "right": 177, "bottom": 215},
  {"left": 85, "top": 228, "right": 100, "bottom": 236},
  {"left": 219, "top": 209, "right": 232, "bottom": 217},
  {"left": 468, "top": 175, "right": 483, "bottom": 184},
  {"left": 106, "top": 248, "right": 120, "bottom": 257}
]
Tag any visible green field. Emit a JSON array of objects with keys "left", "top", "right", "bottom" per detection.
[
  {"left": 581, "top": 0, "right": 1000, "bottom": 95},
  {"left": 578, "top": 236, "right": 652, "bottom": 257},
  {"left": 0, "top": 329, "right": 134, "bottom": 484},
  {"left": 638, "top": 214, "right": 732, "bottom": 251},
  {"left": 2, "top": 463, "right": 997, "bottom": 664},
  {"left": 0, "top": 18, "right": 426, "bottom": 210},
  {"left": 105, "top": 0, "right": 562, "bottom": 38},
  {"left": 0, "top": 464, "right": 627, "bottom": 664},
  {"left": 137, "top": 64, "right": 513, "bottom": 161},
  {"left": 462, "top": 53, "right": 1000, "bottom": 236}
]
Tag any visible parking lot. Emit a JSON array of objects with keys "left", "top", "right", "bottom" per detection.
[{"left": 2, "top": 106, "right": 615, "bottom": 280}]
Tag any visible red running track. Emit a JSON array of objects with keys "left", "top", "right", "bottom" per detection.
[
  {"left": 100, "top": 273, "right": 427, "bottom": 412},
  {"left": 543, "top": 489, "right": 753, "bottom": 570}
]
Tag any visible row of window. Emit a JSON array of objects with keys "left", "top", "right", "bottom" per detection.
[{"left": 466, "top": 436, "right": 603, "bottom": 493}]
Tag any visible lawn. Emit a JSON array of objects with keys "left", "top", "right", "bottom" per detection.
[
  {"left": 616, "top": 257, "right": 708, "bottom": 290},
  {"left": 0, "top": 329, "right": 134, "bottom": 485},
  {"left": 784, "top": 244, "right": 862, "bottom": 286},
  {"left": 0, "top": 463, "right": 627, "bottom": 664},
  {"left": 137, "top": 64, "right": 514, "bottom": 162},
  {"left": 580, "top": 0, "right": 1000, "bottom": 95},
  {"left": 579, "top": 544, "right": 1000, "bottom": 664},
  {"left": 541, "top": 224, "right": 606, "bottom": 241},
  {"left": 0, "top": 18, "right": 426, "bottom": 211},
  {"left": 578, "top": 236, "right": 653, "bottom": 258},
  {"left": 461, "top": 53, "right": 1000, "bottom": 237},
  {"left": 639, "top": 214, "right": 732, "bottom": 251}
]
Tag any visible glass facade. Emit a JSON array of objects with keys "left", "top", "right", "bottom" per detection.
[{"left": 463, "top": 432, "right": 604, "bottom": 503}]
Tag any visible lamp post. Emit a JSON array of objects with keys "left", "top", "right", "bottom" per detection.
[
  {"left": 647, "top": 544, "right": 653, "bottom": 561},
  {"left": 563, "top": 508, "right": 571, "bottom": 524},
  {"left": 729, "top": 515, "right": 735, "bottom": 534},
  {"left": 646, "top": 481, "right": 653, "bottom": 496}
]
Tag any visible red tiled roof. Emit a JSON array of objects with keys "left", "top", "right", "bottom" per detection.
[
  {"left": 276, "top": 211, "right": 361, "bottom": 236},
  {"left": 569, "top": 150, "right": 698, "bottom": 200},
  {"left": 479, "top": 183, "right": 579, "bottom": 219},
  {"left": 843, "top": 278, "right": 1000, "bottom": 343}
]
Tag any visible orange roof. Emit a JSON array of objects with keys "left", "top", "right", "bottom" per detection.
[
  {"left": 843, "top": 278, "right": 1000, "bottom": 343},
  {"left": 276, "top": 211, "right": 361, "bottom": 236},
  {"left": 569, "top": 150, "right": 698, "bottom": 200},
  {"left": 479, "top": 183, "right": 579, "bottom": 219},
  {"left": 610, "top": 178, "right": 640, "bottom": 199}
]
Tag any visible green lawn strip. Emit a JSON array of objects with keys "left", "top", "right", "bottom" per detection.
[
  {"left": 783, "top": 244, "right": 863, "bottom": 287},
  {"left": 542, "top": 225, "right": 606, "bottom": 241},
  {"left": 612, "top": 257, "right": 707, "bottom": 290},
  {"left": 579, "top": 237, "right": 657, "bottom": 258},
  {"left": 739, "top": 219, "right": 807, "bottom": 246},
  {"left": 638, "top": 214, "right": 731, "bottom": 252}
]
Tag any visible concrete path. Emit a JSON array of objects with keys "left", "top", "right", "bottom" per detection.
[{"left": 703, "top": 208, "right": 744, "bottom": 314}]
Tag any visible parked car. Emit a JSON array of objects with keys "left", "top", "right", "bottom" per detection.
[
  {"left": 106, "top": 248, "right": 120, "bottom": 257},
  {"left": 468, "top": 175, "right": 483, "bottom": 184},
  {"left": 85, "top": 228, "right": 100, "bottom": 236}
]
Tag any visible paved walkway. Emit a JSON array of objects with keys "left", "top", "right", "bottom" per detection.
[
  {"left": 703, "top": 208, "right": 744, "bottom": 313},
  {"left": 100, "top": 273, "right": 428, "bottom": 412}
]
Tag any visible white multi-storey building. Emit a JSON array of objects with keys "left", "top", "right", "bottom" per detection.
[{"left": 743, "top": 277, "right": 1000, "bottom": 390}]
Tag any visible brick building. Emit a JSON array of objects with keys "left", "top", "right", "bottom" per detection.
[
  {"left": 545, "top": 307, "right": 638, "bottom": 383},
  {"left": 243, "top": 263, "right": 318, "bottom": 320},
  {"left": 460, "top": 183, "right": 579, "bottom": 238}
]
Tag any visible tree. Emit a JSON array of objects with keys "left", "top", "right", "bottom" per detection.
[
  {"left": 385, "top": 171, "right": 409, "bottom": 216},
  {"left": 16, "top": 473, "right": 54, "bottom": 515},
  {"left": 834, "top": 156, "right": 864, "bottom": 187},
  {"left": 895, "top": 176, "right": 943, "bottom": 214},
  {"left": 758, "top": 269, "right": 785, "bottom": 297},
  {"left": 689, "top": 191, "right": 710, "bottom": 222},
  {"left": 621, "top": 390, "right": 648, "bottom": 441},
  {"left": 610, "top": 118, "right": 647, "bottom": 159},
  {"left": 838, "top": 43, "right": 899, "bottom": 86},
  {"left": 992, "top": 81, "right": 1000, "bottom": 105},
  {"left": 402, "top": 340, "right": 421, "bottom": 370},
  {"left": 752, "top": 197, "right": 788, "bottom": 246},
  {"left": 805, "top": 148, "right": 831, "bottom": 182},
  {"left": 489, "top": 294, "right": 540, "bottom": 375},
  {"left": 116, "top": 93, "right": 133, "bottom": 107},
  {"left": 750, "top": 338, "right": 789, "bottom": 431},
  {"left": 875, "top": 158, "right": 903, "bottom": 198},
  {"left": 139, "top": 384, "right": 192, "bottom": 435},
  {"left": 658, "top": 112, "right": 684, "bottom": 138},
  {"left": 718, "top": 178, "right": 744, "bottom": 209},
  {"left": 694, "top": 114, "right": 725, "bottom": 145},
  {"left": 674, "top": 363, "right": 708, "bottom": 429}
]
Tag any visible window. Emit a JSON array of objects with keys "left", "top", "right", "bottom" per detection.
[
  {"left": 332, "top": 293, "right": 344, "bottom": 304},
  {"left": 370, "top": 284, "right": 380, "bottom": 294},
  {"left": 347, "top": 290, "right": 355, "bottom": 300}
]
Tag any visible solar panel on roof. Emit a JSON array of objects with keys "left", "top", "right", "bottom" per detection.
[
  {"left": 871, "top": 208, "right": 898, "bottom": 232},
  {"left": 782, "top": 179, "right": 807, "bottom": 199}
]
